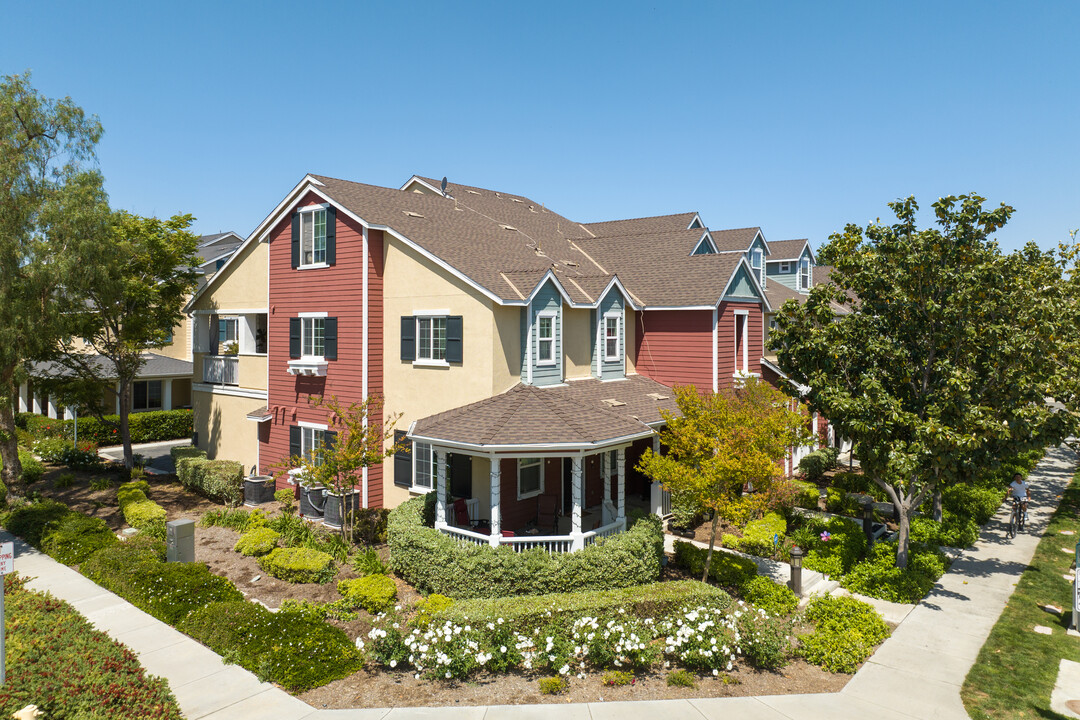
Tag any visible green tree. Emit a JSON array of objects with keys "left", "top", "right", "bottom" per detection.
[
  {"left": 637, "top": 380, "right": 808, "bottom": 582},
  {"left": 281, "top": 395, "right": 403, "bottom": 544},
  {"left": 0, "top": 72, "right": 104, "bottom": 492},
  {"left": 771, "top": 195, "right": 1075, "bottom": 567},
  {"left": 46, "top": 210, "right": 199, "bottom": 470}
]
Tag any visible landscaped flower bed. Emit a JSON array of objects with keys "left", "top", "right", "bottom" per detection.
[{"left": 0, "top": 573, "right": 183, "bottom": 719}]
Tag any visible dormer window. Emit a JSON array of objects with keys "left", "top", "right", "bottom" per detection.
[
  {"left": 799, "top": 257, "right": 812, "bottom": 291},
  {"left": 537, "top": 313, "right": 556, "bottom": 365},
  {"left": 751, "top": 248, "right": 764, "bottom": 284},
  {"left": 604, "top": 314, "right": 621, "bottom": 361},
  {"left": 300, "top": 208, "right": 327, "bottom": 266}
]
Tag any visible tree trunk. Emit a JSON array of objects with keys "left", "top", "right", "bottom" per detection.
[
  {"left": 895, "top": 501, "right": 911, "bottom": 569},
  {"left": 0, "top": 376, "right": 23, "bottom": 495},
  {"left": 703, "top": 513, "right": 719, "bottom": 583},
  {"left": 932, "top": 488, "right": 943, "bottom": 522},
  {"left": 118, "top": 381, "right": 134, "bottom": 471}
]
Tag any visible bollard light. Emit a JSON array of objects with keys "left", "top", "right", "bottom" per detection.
[
  {"left": 789, "top": 546, "right": 804, "bottom": 596},
  {"left": 862, "top": 498, "right": 875, "bottom": 547}
]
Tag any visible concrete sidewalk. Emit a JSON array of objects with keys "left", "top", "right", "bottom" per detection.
[{"left": 5, "top": 443, "right": 1076, "bottom": 719}]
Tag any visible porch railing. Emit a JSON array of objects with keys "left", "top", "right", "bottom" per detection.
[
  {"left": 203, "top": 355, "right": 238, "bottom": 385},
  {"left": 584, "top": 518, "right": 626, "bottom": 546},
  {"left": 440, "top": 517, "right": 628, "bottom": 554},
  {"left": 441, "top": 525, "right": 489, "bottom": 547},
  {"left": 502, "top": 535, "right": 574, "bottom": 553}
]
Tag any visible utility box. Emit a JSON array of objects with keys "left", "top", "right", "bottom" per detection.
[{"left": 166, "top": 519, "right": 195, "bottom": 563}]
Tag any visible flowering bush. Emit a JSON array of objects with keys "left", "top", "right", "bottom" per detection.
[{"left": 658, "top": 603, "right": 740, "bottom": 674}]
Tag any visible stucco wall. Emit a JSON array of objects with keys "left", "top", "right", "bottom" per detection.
[
  {"left": 563, "top": 307, "right": 592, "bottom": 380},
  {"left": 191, "top": 240, "right": 268, "bottom": 313},
  {"left": 193, "top": 390, "right": 266, "bottom": 469}
]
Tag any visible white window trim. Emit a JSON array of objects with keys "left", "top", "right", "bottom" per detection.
[
  {"left": 734, "top": 309, "right": 749, "bottom": 374},
  {"left": 517, "top": 457, "right": 545, "bottom": 500},
  {"left": 779, "top": 261, "right": 792, "bottom": 273},
  {"left": 603, "top": 311, "right": 621, "bottom": 363},
  {"left": 299, "top": 423, "right": 327, "bottom": 467},
  {"left": 300, "top": 316, "right": 326, "bottom": 360},
  {"left": 414, "top": 315, "right": 448, "bottom": 364},
  {"left": 298, "top": 205, "right": 329, "bottom": 269},
  {"left": 412, "top": 441, "right": 437, "bottom": 493},
  {"left": 298, "top": 311, "right": 329, "bottom": 318},
  {"left": 536, "top": 311, "right": 557, "bottom": 367},
  {"left": 799, "top": 258, "right": 812, "bottom": 291}
]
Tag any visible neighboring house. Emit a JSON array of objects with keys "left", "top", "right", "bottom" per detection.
[{"left": 183, "top": 173, "right": 807, "bottom": 552}]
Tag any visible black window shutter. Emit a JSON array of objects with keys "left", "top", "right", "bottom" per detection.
[
  {"left": 209, "top": 314, "right": 219, "bottom": 356},
  {"left": 325, "top": 206, "right": 337, "bottom": 266},
  {"left": 323, "top": 317, "right": 338, "bottom": 360},
  {"left": 393, "top": 430, "right": 411, "bottom": 487},
  {"left": 400, "top": 316, "right": 415, "bottom": 361},
  {"left": 289, "top": 425, "right": 301, "bottom": 459},
  {"left": 289, "top": 318, "right": 302, "bottom": 359},
  {"left": 446, "top": 316, "right": 463, "bottom": 363},
  {"left": 291, "top": 212, "right": 300, "bottom": 269}
]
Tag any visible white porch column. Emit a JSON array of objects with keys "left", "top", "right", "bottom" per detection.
[
  {"left": 163, "top": 379, "right": 173, "bottom": 411},
  {"left": 435, "top": 449, "right": 448, "bottom": 527},
  {"left": 115, "top": 383, "right": 122, "bottom": 415},
  {"left": 47, "top": 397, "right": 57, "bottom": 419},
  {"left": 17, "top": 382, "right": 27, "bottom": 413},
  {"left": 64, "top": 406, "right": 75, "bottom": 421},
  {"left": 489, "top": 456, "right": 501, "bottom": 547},
  {"left": 616, "top": 448, "right": 626, "bottom": 523},
  {"left": 602, "top": 452, "right": 611, "bottom": 505},
  {"left": 570, "top": 456, "right": 584, "bottom": 550},
  {"left": 31, "top": 391, "right": 41, "bottom": 415},
  {"left": 812, "top": 412, "right": 819, "bottom": 450},
  {"left": 650, "top": 436, "right": 664, "bottom": 515}
]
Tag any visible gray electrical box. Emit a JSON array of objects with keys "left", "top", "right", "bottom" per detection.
[{"left": 166, "top": 519, "right": 195, "bottom": 563}]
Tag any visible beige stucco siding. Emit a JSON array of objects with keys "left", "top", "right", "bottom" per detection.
[
  {"left": 492, "top": 304, "right": 520, "bottom": 394},
  {"left": 155, "top": 313, "right": 191, "bottom": 360},
  {"left": 191, "top": 240, "right": 268, "bottom": 312},
  {"left": 564, "top": 307, "right": 593, "bottom": 379},
  {"left": 193, "top": 391, "right": 265, "bottom": 469}
]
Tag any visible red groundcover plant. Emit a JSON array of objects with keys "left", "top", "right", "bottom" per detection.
[{"left": 0, "top": 573, "right": 182, "bottom": 718}]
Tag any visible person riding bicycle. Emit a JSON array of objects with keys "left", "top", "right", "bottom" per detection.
[{"left": 1008, "top": 473, "right": 1030, "bottom": 524}]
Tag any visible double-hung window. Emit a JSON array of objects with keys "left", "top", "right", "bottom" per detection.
[
  {"left": 734, "top": 311, "right": 749, "bottom": 374},
  {"left": 604, "top": 314, "right": 620, "bottom": 362},
  {"left": 413, "top": 442, "right": 435, "bottom": 490},
  {"left": 133, "top": 380, "right": 163, "bottom": 411},
  {"left": 537, "top": 313, "right": 555, "bottom": 365},
  {"left": 301, "top": 425, "right": 326, "bottom": 466},
  {"left": 300, "top": 208, "right": 327, "bottom": 266},
  {"left": 518, "top": 458, "right": 543, "bottom": 499},
  {"left": 417, "top": 317, "right": 447, "bottom": 362},
  {"left": 751, "top": 248, "right": 763, "bottom": 283},
  {"left": 302, "top": 317, "right": 325, "bottom": 358},
  {"left": 799, "top": 258, "right": 812, "bottom": 291},
  {"left": 218, "top": 317, "right": 238, "bottom": 355}
]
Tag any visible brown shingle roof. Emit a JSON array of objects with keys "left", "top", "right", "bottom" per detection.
[
  {"left": 764, "top": 282, "right": 807, "bottom": 309},
  {"left": 577, "top": 212, "right": 700, "bottom": 239},
  {"left": 411, "top": 375, "right": 679, "bottom": 449},
  {"left": 709, "top": 227, "right": 762, "bottom": 253},
  {"left": 766, "top": 239, "right": 811, "bottom": 261}
]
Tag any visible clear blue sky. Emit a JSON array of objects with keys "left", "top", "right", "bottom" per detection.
[{"left": 4, "top": 1, "right": 1077, "bottom": 253}]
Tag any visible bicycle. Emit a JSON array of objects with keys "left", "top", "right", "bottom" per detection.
[{"left": 1007, "top": 496, "right": 1027, "bottom": 539}]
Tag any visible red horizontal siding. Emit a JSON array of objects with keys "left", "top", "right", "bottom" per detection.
[
  {"left": 635, "top": 310, "right": 713, "bottom": 391},
  {"left": 716, "top": 301, "right": 764, "bottom": 392}
]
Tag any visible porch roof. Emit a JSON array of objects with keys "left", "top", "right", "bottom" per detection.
[
  {"left": 410, "top": 374, "right": 680, "bottom": 451},
  {"left": 29, "top": 352, "right": 193, "bottom": 380}
]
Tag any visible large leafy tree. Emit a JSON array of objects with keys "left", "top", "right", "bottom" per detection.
[
  {"left": 0, "top": 72, "right": 104, "bottom": 492},
  {"left": 47, "top": 211, "right": 199, "bottom": 470},
  {"left": 771, "top": 195, "right": 1075, "bottom": 567},
  {"left": 637, "top": 380, "right": 808, "bottom": 582}
]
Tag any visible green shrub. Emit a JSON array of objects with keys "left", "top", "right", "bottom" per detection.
[
  {"left": 911, "top": 515, "right": 979, "bottom": 549},
  {"left": 351, "top": 507, "right": 390, "bottom": 545},
  {"left": 941, "top": 484, "right": 1002, "bottom": 525},
  {"left": 176, "top": 455, "right": 209, "bottom": 490},
  {"left": 825, "top": 487, "right": 862, "bottom": 516},
  {"left": 737, "top": 607, "right": 793, "bottom": 670},
  {"left": 352, "top": 546, "right": 388, "bottom": 576},
  {"left": 671, "top": 540, "right": 758, "bottom": 589},
  {"left": 4, "top": 499, "right": 71, "bottom": 547},
  {"left": 840, "top": 541, "right": 945, "bottom": 603},
  {"left": 275, "top": 487, "right": 296, "bottom": 514},
  {"left": 234, "top": 527, "right": 280, "bottom": 557},
  {"left": 82, "top": 540, "right": 242, "bottom": 624},
  {"left": 388, "top": 494, "right": 664, "bottom": 598},
  {"left": 602, "top": 670, "right": 634, "bottom": 686},
  {"left": 667, "top": 669, "right": 696, "bottom": 687},
  {"left": 0, "top": 573, "right": 183, "bottom": 719},
  {"left": 538, "top": 676, "right": 568, "bottom": 695},
  {"left": 170, "top": 445, "right": 206, "bottom": 464},
  {"left": 178, "top": 600, "right": 362, "bottom": 692},
  {"left": 339, "top": 574, "right": 397, "bottom": 613},
  {"left": 117, "top": 481, "right": 166, "bottom": 537},
  {"left": 414, "top": 593, "right": 454, "bottom": 626},
  {"left": 436, "top": 580, "right": 731, "bottom": 629},
  {"left": 790, "top": 516, "right": 867, "bottom": 577},
  {"left": 54, "top": 471, "right": 76, "bottom": 489},
  {"left": 177, "top": 454, "right": 242, "bottom": 505},
  {"left": 0, "top": 448, "right": 45, "bottom": 484},
  {"left": 41, "top": 512, "right": 118, "bottom": 565},
  {"left": 89, "top": 475, "right": 112, "bottom": 491},
  {"left": 740, "top": 575, "right": 799, "bottom": 616},
  {"left": 738, "top": 512, "right": 787, "bottom": 557},
  {"left": 798, "top": 448, "right": 838, "bottom": 483},
  {"left": 199, "top": 507, "right": 251, "bottom": 531},
  {"left": 791, "top": 480, "right": 820, "bottom": 510},
  {"left": 259, "top": 547, "right": 336, "bottom": 584},
  {"left": 799, "top": 594, "right": 889, "bottom": 672},
  {"left": 75, "top": 409, "right": 193, "bottom": 445}
]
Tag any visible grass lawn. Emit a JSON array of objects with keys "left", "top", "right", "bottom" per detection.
[{"left": 961, "top": 469, "right": 1080, "bottom": 719}]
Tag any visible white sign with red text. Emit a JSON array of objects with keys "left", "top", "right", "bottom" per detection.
[{"left": 0, "top": 543, "right": 12, "bottom": 575}]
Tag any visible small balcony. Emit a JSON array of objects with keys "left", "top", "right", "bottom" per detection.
[{"left": 203, "top": 355, "right": 239, "bottom": 385}]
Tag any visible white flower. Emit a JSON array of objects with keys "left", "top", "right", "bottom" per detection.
[{"left": 389, "top": 660, "right": 397, "bottom": 668}]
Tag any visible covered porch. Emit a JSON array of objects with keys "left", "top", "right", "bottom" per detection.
[{"left": 409, "top": 376, "right": 679, "bottom": 553}]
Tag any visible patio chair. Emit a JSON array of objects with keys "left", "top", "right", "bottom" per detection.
[
  {"left": 452, "top": 498, "right": 475, "bottom": 529},
  {"left": 537, "top": 494, "right": 558, "bottom": 534}
]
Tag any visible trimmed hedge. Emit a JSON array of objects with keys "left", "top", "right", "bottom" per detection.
[
  {"left": 234, "top": 527, "right": 280, "bottom": 557},
  {"left": 41, "top": 512, "right": 119, "bottom": 565},
  {"left": 2, "top": 499, "right": 71, "bottom": 547},
  {"left": 740, "top": 575, "right": 799, "bottom": 616},
  {"left": 175, "top": 450, "right": 243, "bottom": 505},
  {"left": 117, "top": 481, "right": 167, "bottom": 537},
  {"left": 840, "top": 541, "right": 948, "bottom": 604},
  {"left": 799, "top": 594, "right": 890, "bottom": 673},
  {"left": 738, "top": 512, "right": 787, "bottom": 557},
  {"left": 0, "top": 573, "right": 183, "bottom": 719},
  {"left": 435, "top": 579, "right": 732, "bottom": 629},
  {"left": 388, "top": 494, "right": 665, "bottom": 599},
  {"left": 671, "top": 540, "right": 758, "bottom": 589},
  {"left": 798, "top": 447, "right": 839, "bottom": 483},
  {"left": 339, "top": 574, "right": 397, "bottom": 613},
  {"left": 258, "top": 547, "right": 336, "bottom": 584},
  {"left": 19, "top": 409, "right": 193, "bottom": 444},
  {"left": 178, "top": 600, "right": 362, "bottom": 692},
  {"left": 82, "top": 539, "right": 243, "bottom": 624}
]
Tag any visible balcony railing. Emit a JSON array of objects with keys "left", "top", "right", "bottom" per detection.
[{"left": 203, "top": 355, "right": 238, "bottom": 385}]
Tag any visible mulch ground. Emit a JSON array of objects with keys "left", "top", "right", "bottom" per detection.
[{"left": 26, "top": 462, "right": 860, "bottom": 707}]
